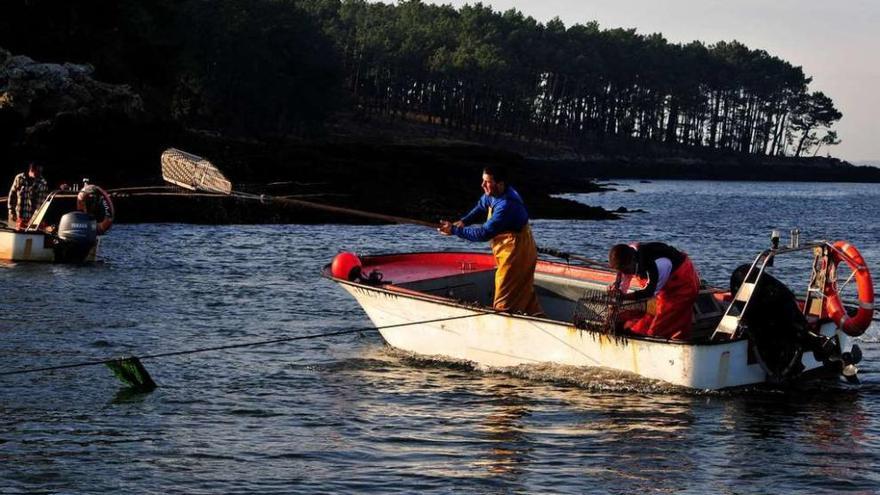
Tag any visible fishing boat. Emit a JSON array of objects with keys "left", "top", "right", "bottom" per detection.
[
  {"left": 325, "top": 240, "right": 874, "bottom": 390},
  {"left": 0, "top": 185, "right": 114, "bottom": 263}
]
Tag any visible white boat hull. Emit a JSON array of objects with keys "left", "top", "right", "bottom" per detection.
[
  {"left": 340, "top": 282, "right": 840, "bottom": 390},
  {"left": 0, "top": 229, "right": 98, "bottom": 262}
]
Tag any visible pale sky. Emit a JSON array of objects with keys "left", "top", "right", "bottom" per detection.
[{"left": 426, "top": 0, "right": 880, "bottom": 163}]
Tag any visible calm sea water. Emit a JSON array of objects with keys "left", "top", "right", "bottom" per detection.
[{"left": 1, "top": 180, "right": 879, "bottom": 494}]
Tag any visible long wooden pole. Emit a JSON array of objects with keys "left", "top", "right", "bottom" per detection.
[{"left": 160, "top": 148, "right": 607, "bottom": 266}]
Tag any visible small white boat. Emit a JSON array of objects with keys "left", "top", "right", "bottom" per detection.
[
  {"left": 1, "top": 187, "right": 113, "bottom": 263},
  {"left": 325, "top": 242, "right": 873, "bottom": 390},
  {"left": 0, "top": 227, "right": 98, "bottom": 262}
]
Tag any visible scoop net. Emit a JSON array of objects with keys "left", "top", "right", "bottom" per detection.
[
  {"left": 160, "top": 148, "right": 232, "bottom": 194},
  {"left": 572, "top": 283, "right": 647, "bottom": 335}
]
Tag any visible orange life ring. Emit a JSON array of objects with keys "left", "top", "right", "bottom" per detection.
[
  {"left": 823, "top": 241, "right": 874, "bottom": 336},
  {"left": 76, "top": 185, "right": 115, "bottom": 235}
]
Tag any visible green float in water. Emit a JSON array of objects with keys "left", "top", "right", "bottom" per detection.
[{"left": 105, "top": 356, "right": 157, "bottom": 393}]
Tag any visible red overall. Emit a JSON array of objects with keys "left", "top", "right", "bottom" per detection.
[{"left": 628, "top": 256, "right": 700, "bottom": 340}]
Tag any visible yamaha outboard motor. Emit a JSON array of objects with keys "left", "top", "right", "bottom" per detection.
[{"left": 54, "top": 211, "right": 98, "bottom": 263}]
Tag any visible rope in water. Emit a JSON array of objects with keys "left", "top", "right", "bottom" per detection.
[{"left": 0, "top": 311, "right": 500, "bottom": 378}]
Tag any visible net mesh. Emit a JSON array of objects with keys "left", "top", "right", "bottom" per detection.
[
  {"left": 160, "top": 148, "right": 232, "bottom": 194},
  {"left": 572, "top": 284, "right": 647, "bottom": 335}
]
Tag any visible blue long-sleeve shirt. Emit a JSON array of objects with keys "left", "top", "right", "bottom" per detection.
[{"left": 452, "top": 186, "right": 530, "bottom": 242}]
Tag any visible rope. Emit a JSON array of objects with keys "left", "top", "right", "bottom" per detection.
[
  {"left": 536, "top": 246, "right": 607, "bottom": 267},
  {"left": 106, "top": 186, "right": 176, "bottom": 192},
  {"left": 261, "top": 193, "right": 610, "bottom": 267},
  {"left": 0, "top": 311, "right": 499, "bottom": 378},
  {"left": 117, "top": 192, "right": 239, "bottom": 198},
  {"left": 258, "top": 193, "right": 436, "bottom": 228},
  {"left": 158, "top": 148, "right": 613, "bottom": 262},
  {"left": 229, "top": 192, "right": 609, "bottom": 265}
]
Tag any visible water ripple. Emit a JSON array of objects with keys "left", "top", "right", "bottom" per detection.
[{"left": 1, "top": 181, "right": 879, "bottom": 493}]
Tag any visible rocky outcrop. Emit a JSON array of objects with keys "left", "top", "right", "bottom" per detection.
[{"left": 0, "top": 47, "right": 143, "bottom": 138}]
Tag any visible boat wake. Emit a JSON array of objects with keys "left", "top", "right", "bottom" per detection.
[
  {"left": 376, "top": 347, "right": 866, "bottom": 396},
  {"left": 498, "top": 362, "right": 694, "bottom": 394},
  {"left": 379, "top": 347, "right": 707, "bottom": 394}
]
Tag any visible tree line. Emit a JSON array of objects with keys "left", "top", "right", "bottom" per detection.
[{"left": 1, "top": 0, "right": 841, "bottom": 157}]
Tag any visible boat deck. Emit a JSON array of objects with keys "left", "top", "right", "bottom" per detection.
[{"left": 360, "top": 251, "right": 728, "bottom": 343}]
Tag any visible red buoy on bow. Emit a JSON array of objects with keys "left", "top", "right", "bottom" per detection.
[{"left": 331, "top": 252, "right": 362, "bottom": 281}]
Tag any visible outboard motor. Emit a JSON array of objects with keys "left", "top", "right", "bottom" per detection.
[
  {"left": 730, "top": 263, "right": 850, "bottom": 383},
  {"left": 730, "top": 264, "right": 809, "bottom": 382},
  {"left": 54, "top": 211, "right": 98, "bottom": 263}
]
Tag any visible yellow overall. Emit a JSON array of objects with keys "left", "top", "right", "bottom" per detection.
[{"left": 488, "top": 207, "right": 543, "bottom": 315}]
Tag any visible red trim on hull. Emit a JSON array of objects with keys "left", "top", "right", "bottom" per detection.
[{"left": 359, "top": 251, "right": 625, "bottom": 286}]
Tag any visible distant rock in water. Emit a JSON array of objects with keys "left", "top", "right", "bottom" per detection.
[
  {"left": 614, "top": 206, "right": 645, "bottom": 214},
  {"left": 0, "top": 47, "right": 143, "bottom": 138}
]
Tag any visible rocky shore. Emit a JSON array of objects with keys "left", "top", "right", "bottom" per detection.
[{"left": 532, "top": 154, "right": 880, "bottom": 183}]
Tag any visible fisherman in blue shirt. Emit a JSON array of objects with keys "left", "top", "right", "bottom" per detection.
[{"left": 439, "top": 165, "right": 543, "bottom": 315}]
